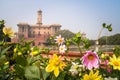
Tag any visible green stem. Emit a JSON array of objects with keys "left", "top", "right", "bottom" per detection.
[
  {"left": 39, "top": 67, "right": 44, "bottom": 80},
  {"left": 34, "top": 58, "right": 44, "bottom": 80},
  {"left": 77, "top": 44, "right": 82, "bottom": 56}
]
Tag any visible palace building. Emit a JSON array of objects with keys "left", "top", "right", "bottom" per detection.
[{"left": 12, "top": 10, "right": 61, "bottom": 46}]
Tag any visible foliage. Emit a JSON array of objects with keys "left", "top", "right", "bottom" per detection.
[
  {"left": 55, "top": 29, "right": 75, "bottom": 40},
  {"left": 99, "top": 34, "right": 120, "bottom": 45},
  {"left": 0, "top": 20, "right": 5, "bottom": 41},
  {"left": 0, "top": 21, "right": 120, "bottom": 80}
]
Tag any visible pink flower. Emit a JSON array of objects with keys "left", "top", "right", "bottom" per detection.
[
  {"left": 100, "top": 60, "right": 111, "bottom": 73},
  {"left": 54, "top": 35, "right": 64, "bottom": 45},
  {"left": 81, "top": 51, "right": 100, "bottom": 70}
]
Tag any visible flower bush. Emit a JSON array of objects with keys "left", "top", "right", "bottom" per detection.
[{"left": 0, "top": 20, "right": 120, "bottom": 80}]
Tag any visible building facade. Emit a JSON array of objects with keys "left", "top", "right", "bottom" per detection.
[{"left": 12, "top": 10, "right": 61, "bottom": 46}]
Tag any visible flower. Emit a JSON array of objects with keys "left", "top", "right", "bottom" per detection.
[
  {"left": 3, "top": 27, "right": 14, "bottom": 38},
  {"left": 45, "top": 54, "right": 66, "bottom": 77},
  {"left": 109, "top": 55, "right": 120, "bottom": 70},
  {"left": 101, "top": 53, "right": 109, "bottom": 59},
  {"left": 69, "top": 62, "right": 84, "bottom": 75},
  {"left": 59, "top": 45, "right": 67, "bottom": 54},
  {"left": 83, "top": 70, "right": 102, "bottom": 80},
  {"left": 54, "top": 35, "right": 64, "bottom": 45},
  {"left": 31, "top": 46, "right": 40, "bottom": 56},
  {"left": 4, "top": 61, "right": 9, "bottom": 65},
  {"left": 100, "top": 60, "right": 111, "bottom": 73},
  {"left": 81, "top": 51, "right": 100, "bottom": 70}
]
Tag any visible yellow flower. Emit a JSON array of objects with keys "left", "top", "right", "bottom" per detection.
[
  {"left": 14, "top": 48, "right": 17, "bottom": 53},
  {"left": 101, "top": 53, "right": 109, "bottom": 59},
  {"left": 45, "top": 54, "right": 66, "bottom": 77},
  {"left": 3, "top": 27, "right": 14, "bottom": 38},
  {"left": 109, "top": 55, "right": 120, "bottom": 70},
  {"left": 83, "top": 70, "right": 102, "bottom": 80},
  {"left": 18, "top": 52, "right": 22, "bottom": 55},
  {"left": 31, "top": 47, "right": 40, "bottom": 56},
  {"left": 4, "top": 61, "right": 9, "bottom": 65}
]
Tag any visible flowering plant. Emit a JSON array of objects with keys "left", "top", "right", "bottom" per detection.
[{"left": 0, "top": 20, "right": 120, "bottom": 80}]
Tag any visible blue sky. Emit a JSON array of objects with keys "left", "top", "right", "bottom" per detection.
[{"left": 0, "top": 0, "right": 120, "bottom": 39}]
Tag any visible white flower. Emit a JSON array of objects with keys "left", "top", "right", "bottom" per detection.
[
  {"left": 59, "top": 45, "right": 67, "bottom": 54},
  {"left": 69, "top": 62, "right": 84, "bottom": 75},
  {"left": 54, "top": 35, "right": 64, "bottom": 45}
]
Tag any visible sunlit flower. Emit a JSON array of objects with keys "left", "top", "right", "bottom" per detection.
[
  {"left": 81, "top": 51, "right": 100, "bottom": 70},
  {"left": 31, "top": 46, "right": 40, "bottom": 56},
  {"left": 109, "top": 55, "right": 120, "bottom": 70},
  {"left": 101, "top": 53, "right": 109, "bottom": 59},
  {"left": 54, "top": 35, "right": 64, "bottom": 45},
  {"left": 3, "top": 27, "right": 14, "bottom": 38},
  {"left": 18, "top": 52, "right": 22, "bottom": 55},
  {"left": 45, "top": 54, "right": 66, "bottom": 77},
  {"left": 83, "top": 70, "right": 102, "bottom": 80},
  {"left": 4, "top": 61, "right": 9, "bottom": 65},
  {"left": 14, "top": 48, "right": 17, "bottom": 53},
  {"left": 69, "top": 62, "right": 84, "bottom": 75},
  {"left": 59, "top": 45, "right": 67, "bottom": 54}
]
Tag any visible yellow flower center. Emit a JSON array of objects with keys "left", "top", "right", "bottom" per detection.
[
  {"left": 58, "top": 38, "right": 62, "bottom": 43},
  {"left": 113, "top": 61, "right": 119, "bottom": 66},
  {"left": 60, "top": 47, "right": 64, "bottom": 50},
  {"left": 88, "top": 54, "right": 94, "bottom": 60},
  {"left": 55, "top": 61, "right": 60, "bottom": 66}
]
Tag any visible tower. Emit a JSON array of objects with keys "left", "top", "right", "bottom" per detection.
[{"left": 37, "top": 10, "right": 42, "bottom": 25}]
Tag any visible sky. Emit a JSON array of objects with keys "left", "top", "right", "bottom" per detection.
[{"left": 0, "top": 0, "right": 120, "bottom": 39}]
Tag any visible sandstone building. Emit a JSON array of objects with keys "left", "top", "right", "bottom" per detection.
[{"left": 12, "top": 10, "right": 61, "bottom": 46}]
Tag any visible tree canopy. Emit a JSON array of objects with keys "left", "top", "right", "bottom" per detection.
[
  {"left": 98, "top": 33, "right": 120, "bottom": 45},
  {"left": 55, "top": 29, "right": 75, "bottom": 40}
]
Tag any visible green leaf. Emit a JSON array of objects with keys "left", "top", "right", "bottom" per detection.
[
  {"left": 0, "top": 46, "right": 11, "bottom": 56},
  {"left": 0, "top": 55, "right": 7, "bottom": 65},
  {"left": 14, "top": 64, "right": 25, "bottom": 77},
  {"left": 16, "top": 56, "right": 27, "bottom": 66},
  {"left": 25, "top": 66, "right": 40, "bottom": 80},
  {"left": 42, "top": 69, "right": 50, "bottom": 80}
]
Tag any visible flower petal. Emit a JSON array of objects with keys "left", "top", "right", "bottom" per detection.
[
  {"left": 54, "top": 67, "right": 59, "bottom": 77},
  {"left": 45, "top": 64, "right": 54, "bottom": 72}
]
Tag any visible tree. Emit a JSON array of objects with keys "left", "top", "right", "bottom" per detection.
[
  {"left": 98, "top": 34, "right": 120, "bottom": 45},
  {"left": 0, "top": 20, "right": 11, "bottom": 42},
  {"left": 108, "top": 34, "right": 120, "bottom": 45},
  {"left": 0, "top": 20, "right": 5, "bottom": 41},
  {"left": 55, "top": 29, "right": 75, "bottom": 40}
]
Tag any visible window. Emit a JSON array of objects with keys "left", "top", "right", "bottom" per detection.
[
  {"left": 38, "top": 31, "right": 41, "bottom": 36},
  {"left": 33, "top": 31, "right": 35, "bottom": 37},
  {"left": 55, "top": 27, "right": 57, "bottom": 33},
  {"left": 22, "top": 27, "right": 24, "bottom": 32}
]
